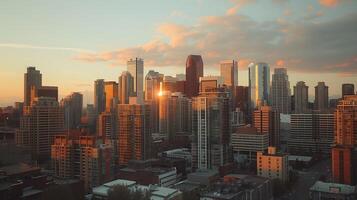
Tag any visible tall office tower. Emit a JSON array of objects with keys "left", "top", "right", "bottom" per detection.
[
  {"left": 235, "top": 86, "right": 249, "bottom": 122},
  {"left": 158, "top": 92, "right": 191, "bottom": 141},
  {"left": 271, "top": 68, "right": 291, "bottom": 114},
  {"left": 288, "top": 112, "right": 334, "bottom": 156},
  {"left": 51, "top": 134, "right": 113, "bottom": 191},
  {"left": 220, "top": 60, "right": 238, "bottom": 87},
  {"left": 192, "top": 91, "right": 231, "bottom": 170},
  {"left": 294, "top": 81, "right": 309, "bottom": 113},
  {"left": 257, "top": 147, "right": 289, "bottom": 183},
  {"left": 118, "top": 71, "right": 134, "bottom": 104},
  {"left": 163, "top": 76, "right": 178, "bottom": 92},
  {"left": 16, "top": 97, "right": 64, "bottom": 161},
  {"left": 248, "top": 62, "right": 270, "bottom": 110},
  {"left": 104, "top": 81, "right": 118, "bottom": 112},
  {"left": 145, "top": 70, "right": 163, "bottom": 101},
  {"left": 117, "top": 98, "right": 151, "bottom": 166},
  {"left": 199, "top": 76, "right": 224, "bottom": 93},
  {"left": 60, "top": 92, "right": 83, "bottom": 130},
  {"left": 342, "top": 83, "right": 355, "bottom": 97},
  {"left": 31, "top": 86, "right": 58, "bottom": 102},
  {"left": 24, "top": 67, "right": 42, "bottom": 106},
  {"left": 94, "top": 79, "right": 106, "bottom": 114},
  {"left": 253, "top": 106, "right": 280, "bottom": 148},
  {"left": 332, "top": 95, "right": 357, "bottom": 185},
  {"left": 127, "top": 58, "right": 144, "bottom": 97},
  {"left": 185, "top": 55, "right": 203, "bottom": 98},
  {"left": 314, "top": 82, "right": 329, "bottom": 111}
]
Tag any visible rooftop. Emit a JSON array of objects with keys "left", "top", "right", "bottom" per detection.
[{"left": 310, "top": 181, "right": 357, "bottom": 195}]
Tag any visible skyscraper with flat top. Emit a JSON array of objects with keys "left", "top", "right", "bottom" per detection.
[
  {"left": 118, "top": 71, "right": 134, "bottom": 104},
  {"left": 127, "top": 58, "right": 144, "bottom": 97},
  {"left": 192, "top": 91, "right": 231, "bottom": 170},
  {"left": 342, "top": 83, "right": 355, "bottom": 97},
  {"left": 294, "top": 81, "right": 309, "bottom": 113},
  {"left": 248, "top": 62, "right": 270, "bottom": 110},
  {"left": 24, "top": 67, "right": 42, "bottom": 106},
  {"left": 314, "top": 82, "right": 329, "bottom": 111},
  {"left": 185, "top": 55, "right": 203, "bottom": 98},
  {"left": 60, "top": 92, "right": 83, "bottom": 130},
  {"left": 253, "top": 106, "right": 280, "bottom": 148},
  {"left": 271, "top": 68, "right": 291, "bottom": 114},
  {"left": 332, "top": 95, "right": 357, "bottom": 185},
  {"left": 220, "top": 60, "right": 238, "bottom": 87},
  {"left": 104, "top": 81, "right": 118, "bottom": 112},
  {"left": 94, "top": 79, "right": 105, "bottom": 114},
  {"left": 117, "top": 98, "right": 151, "bottom": 166}
]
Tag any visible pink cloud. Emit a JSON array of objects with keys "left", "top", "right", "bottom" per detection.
[{"left": 319, "top": 0, "right": 341, "bottom": 7}]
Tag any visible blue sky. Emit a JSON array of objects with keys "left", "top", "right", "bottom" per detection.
[{"left": 0, "top": 0, "right": 356, "bottom": 106}]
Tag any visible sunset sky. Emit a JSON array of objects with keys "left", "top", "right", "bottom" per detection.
[{"left": 0, "top": 0, "right": 356, "bottom": 106}]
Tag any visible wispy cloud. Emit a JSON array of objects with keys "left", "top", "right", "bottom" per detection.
[
  {"left": 0, "top": 43, "right": 95, "bottom": 53},
  {"left": 318, "top": 0, "right": 343, "bottom": 7}
]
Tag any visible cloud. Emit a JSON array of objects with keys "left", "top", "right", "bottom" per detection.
[
  {"left": 319, "top": 0, "right": 342, "bottom": 7},
  {"left": 75, "top": 12, "right": 357, "bottom": 75},
  {"left": 0, "top": 43, "right": 94, "bottom": 53},
  {"left": 226, "top": 0, "right": 255, "bottom": 15}
]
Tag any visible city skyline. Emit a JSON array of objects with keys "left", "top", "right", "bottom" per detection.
[{"left": 1, "top": 0, "right": 357, "bottom": 106}]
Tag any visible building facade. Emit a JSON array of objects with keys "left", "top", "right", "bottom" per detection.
[
  {"left": 118, "top": 71, "right": 134, "bottom": 104},
  {"left": 253, "top": 106, "right": 280, "bottom": 148},
  {"left": 24, "top": 67, "right": 42, "bottom": 106},
  {"left": 294, "top": 81, "right": 309, "bottom": 114},
  {"left": 185, "top": 55, "right": 203, "bottom": 98},
  {"left": 314, "top": 82, "right": 329, "bottom": 111},
  {"left": 257, "top": 147, "right": 289, "bottom": 183},
  {"left": 248, "top": 62, "right": 270, "bottom": 110},
  {"left": 127, "top": 58, "right": 144, "bottom": 97},
  {"left": 271, "top": 68, "right": 291, "bottom": 114}
]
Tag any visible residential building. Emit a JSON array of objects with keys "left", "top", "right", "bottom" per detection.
[
  {"left": 257, "top": 147, "right": 289, "bottom": 183},
  {"left": 342, "top": 83, "right": 355, "bottom": 97},
  {"left": 104, "top": 81, "right": 118, "bottom": 112},
  {"left": 118, "top": 71, "right": 134, "bottom": 104},
  {"left": 314, "top": 82, "right": 329, "bottom": 111},
  {"left": 253, "top": 106, "right": 280, "bottom": 148},
  {"left": 294, "top": 81, "right": 309, "bottom": 113},
  {"left": 199, "top": 76, "right": 224, "bottom": 93},
  {"left": 192, "top": 91, "right": 231, "bottom": 170},
  {"left": 94, "top": 79, "right": 106, "bottom": 115},
  {"left": 60, "top": 92, "right": 83, "bottom": 130},
  {"left": 24, "top": 66, "right": 42, "bottom": 106},
  {"left": 288, "top": 112, "right": 334, "bottom": 156}
]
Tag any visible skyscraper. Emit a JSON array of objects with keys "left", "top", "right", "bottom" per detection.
[
  {"left": 314, "top": 82, "right": 329, "bottom": 111},
  {"left": 117, "top": 98, "right": 151, "bottom": 166},
  {"left": 118, "top": 71, "right": 134, "bottom": 104},
  {"left": 271, "top": 68, "right": 291, "bottom": 114},
  {"left": 104, "top": 81, "right": 118, "bottom": 112},
  {"left": 199, "top": 76, "right": 224, "bottom": 93},
  {"left": 220, "top": 60, "right": 238, "bottom": 87},
  {"left": 16, "top": 97, "right": 64, "bottom": 161},
  {"left": 145, "top": 70, "right": 163, "bottom": 101},
  {"left": 248, "top": 62, "right": 270, "bottom": 110},
  {"left": 235, "top": 86, "right": 249, "bottom": 122},
  {"left": 253, "top": 106, "right": 280, "bottom": 148},
  {"left": 24, "top": 67, "right": 42, "bottom": 106},
  {"left": 332, "top": 95, "right": 357, "bottom": 185},
  {"left": 192, "top": 91, "right": 231, "bottom": 170},
  {"left": 127, "top": 58, "right": 144, "bottom": 97},
  {"left": 94, "top": 79, "right": 106, "bottom": 115},
  {"left": 60, "top": 92, "right": 83, "bottom": 130},
  {"left": 342, "top": 83, "right": 355, "bottom": 97},
  {"left": 294, "top": 81, "right": 309, "bottom": 113},
  {"left": 185, "top": 55, "right": 203, "bottom": 98}
]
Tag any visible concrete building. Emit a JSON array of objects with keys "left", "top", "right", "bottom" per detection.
[
  {"left": 232, "top": 127, "right": 269, "bottom": 162},
  {"left": 271, "top": 68, "right": 291, "bottom": 114},
  {"left": 60, "top": 92, "right": 83, "bottom": 130},
  {"left": 118, "top": 71, "right": 134, "bottom": 104},
  {"left": 248, "top": 62, "right": 270, "bottom": 110},
  {"left": 253, "top": 106, "right": 280, "bottom": 148},
  {"left": 288, "top": 112, "right": 334, "bottom": 156},
  {"left": 342, "top": 83, "right": 355, "bottom": 97},
  {"left": 332, "top": 95, "right": 357, "bottom": 185},
  {"left": 94, "top": 79, "right": 106, "bottom": 115},
  {"left": 235, "top": 86, "right": 249, "bottom": 123},
  {"left": 91, "top": 179, "right": 182, "bottom": 200},
  {"left": 314, "top": 82, "right": 329, "bottom": 111},
  {"left": 192, "top": 91, "right": 231, "bottom": 170},
  {"left": 145, "top": 70, "right": 163, "bottom": 101},
  {"left": 257, "top": 147, "right": 289, "bottom": 183},
  {"left": 309, "top": 181, "right": 357, "bottom": 200},
  {"left": 24, "top": 66, "right": 42, "bottom": 106},
  {"left": 127, "top": 57, "right": 144, "bottom": 98},
  {"left": 32, "top": 86, "right": 58, "bottom": 102},
  {"left": 117, "top": 99, "right": 151, "bottom": 166},
  {"left": 294, "top": 81, "right": 309, "bottom": 113},
  {"left": 220, "top": 60, "right": 238, "bottom": 87},
  {"left": 200, "top": 174, "right": 273, "bottom": 200},
  {"left": 199, "top": 76, "right": 224, "bottom": 93},
  {"left": 16, "top": 97, "right": 64, "bottom": 161},
  {"left": 51, "top": 134, "right": 113, "bottom": 191},
  {"left": 104, "top": 81, "right": 118, "bottom": 112},
  {"left": 185, "top": 55, "right": 203, "bottom": 98}
]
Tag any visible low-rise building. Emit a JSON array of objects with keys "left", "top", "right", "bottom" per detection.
[
  {"left": 309, "top": 181, "right": 357, "bottom": 200},
  {"left": 257, "top": 147, "right": 289, "bottom": 183}
]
